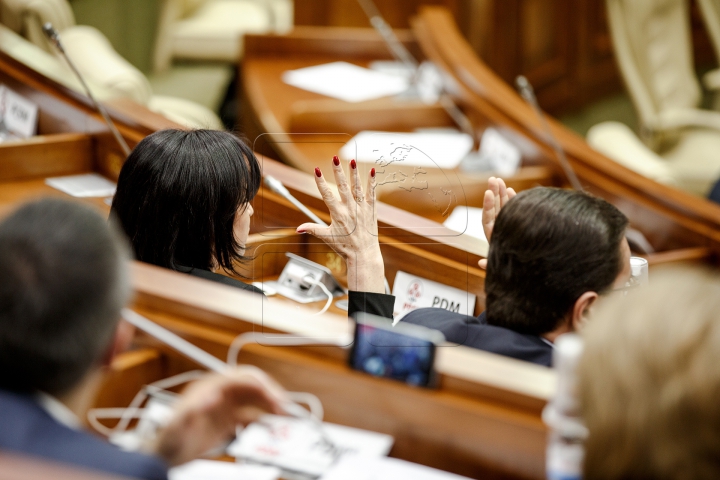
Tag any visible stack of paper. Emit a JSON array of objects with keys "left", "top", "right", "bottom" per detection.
[
  {"left": 169, "top": 460, "right": 280, "bottom": 480},
  {"left": 443, "top": 206, "right": 487, "bottom": 242},
  {"left": 339, "top": 130, "right": 473, "bottom": 169},
  {"left": 282, "top": 62, "right": 409, "bottom": 103},
  {"left": 320, "top": 454, "right": 472, "bottom": 480},
  {"left": 227, "top": 415, "right": 394, "bottom": 478},
  {"left": 45, "top": 173, "right": 117, "bottom": 198}
]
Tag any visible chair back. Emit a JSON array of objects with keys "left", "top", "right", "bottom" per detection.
[
  {"left": 0, "top": 0, "right": 75, "bottom": 52},
  {"left": 606, "top": 0, "right": 701, "bottom": 132}
]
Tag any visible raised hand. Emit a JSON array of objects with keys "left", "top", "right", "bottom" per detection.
[
  {"left": 297, "top": 156, "right": 385, "bottom": 294},
  {"left": 478, "top": 177, "right": 516, "bottom": 269}
]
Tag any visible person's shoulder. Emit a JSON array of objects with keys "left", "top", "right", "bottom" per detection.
[
  {"left": 184, "top": 268, "right": 263, "bottom": 295},
  {"left": 402, "top": 309, "right": 552, "bottom": 367},
  {"left": 0, "top": 390, "right": 168, "bottom": 480}
]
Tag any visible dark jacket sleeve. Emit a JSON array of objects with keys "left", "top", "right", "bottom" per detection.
[{"left": 348, "top": 291, "right": 395, "bottom": 320}]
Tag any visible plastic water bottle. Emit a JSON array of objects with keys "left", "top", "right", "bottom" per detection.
[{"left": 543, "top": 334, "right": 587, "bottom": 480}]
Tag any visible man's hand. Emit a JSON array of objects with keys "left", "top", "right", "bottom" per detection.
[
  {"left": 151, "top": 366, "right": 288, "bottom": 467},
  {"left": 297, "top": 156, "right": 384, "bottom": 294},
  {"left": 478, "top": 177, "right": 516, "bottom": 269}
]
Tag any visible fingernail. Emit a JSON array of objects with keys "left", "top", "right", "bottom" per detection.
[
  {"left": 371, "top": 168, "right": 375, "bottom": 178},
  {"left": 315, "top": 167, "right": 322, "bottom": 177},
  {"left": 333, "top": 155, "right": 340, "bottom": 166},
  {"left": 350, "top": 159, "right": 357, "bottom": 170},
  {"left": 297, "top": 230, "right": 306, "bottom": 234}
]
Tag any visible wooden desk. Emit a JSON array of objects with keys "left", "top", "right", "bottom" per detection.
[
  {"left": 241, "top": 14, "right": 720, "bottom": 269},
  {"left": 0, "top": 44, "right": 552, "bottom": 479}
]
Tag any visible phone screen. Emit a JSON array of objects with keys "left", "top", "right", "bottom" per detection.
[{"left": 350, "top": 320, "right": 437, "bottom": 387}]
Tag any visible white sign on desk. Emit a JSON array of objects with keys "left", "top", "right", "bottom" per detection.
[
  {"left": 392, "top": 271, "right": 476, "bottom": 323},
  {"left": 0, "top": 85, "right": 38, "bottom": 139}
]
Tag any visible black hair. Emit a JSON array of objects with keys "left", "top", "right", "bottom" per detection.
[
  {"left": 485, "top": 187, "right": 629, "bottom": 335},
  {"left": 0, "top": 198, "right": 130, "bottom": 395},
  {"left": 110, "top": 129, "right": 262, "bottom": 276}
]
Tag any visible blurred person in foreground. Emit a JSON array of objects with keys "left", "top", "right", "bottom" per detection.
[
  {"left": 580, "top": 266, "right": 720, "bottom": 480},
  {"left": 0, "top": 198, "right": 288, "bottom": 480}
]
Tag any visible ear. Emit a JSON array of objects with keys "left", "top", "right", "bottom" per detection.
[
  {"left": 571, "top": 291, "right": 599, "bottom": 331},
  {"left": 100, "top": 320, "right": 135, "bottom": 367}
]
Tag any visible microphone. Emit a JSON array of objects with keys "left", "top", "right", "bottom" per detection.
[
  {"left": 515, "top": 76, "right": 655, "bottom": 253},
  {"left": 264, "top": 175, "right": 328, "bottom": 227},
  {"left": 42, "top": 23, "right": 131, "bottom": 157},
  {"left": 355, "top": 0, "right": 475, "bottom": 140},
  {"left": 356, "top": 0, "right": 417, "bottom": 69},
  {"left": 515, "top": 75, "right": 583, "bottom": 191}
]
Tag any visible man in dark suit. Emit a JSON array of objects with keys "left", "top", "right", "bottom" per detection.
[
  {"left": 346, "top": 178, "right": 632, "bottom": 367},
  {"left": 0, "top": 199, "right": 288, "bottom": 479}
]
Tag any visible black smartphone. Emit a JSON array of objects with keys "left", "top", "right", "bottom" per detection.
[{"left": 349, "top": 313, "right": 445, "bottom": 388}]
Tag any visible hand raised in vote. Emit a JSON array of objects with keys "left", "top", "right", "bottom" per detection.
[
  {"left": 297, "top": 156, "right": 385, "bottom": 294},
  {"left": 478, "top": 177, "right": 516, "bottom": 270},
  {"left": 151, "top": 366, "right": 288, "bottom": 466}
]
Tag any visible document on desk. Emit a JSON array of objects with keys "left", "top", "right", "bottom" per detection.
[
  {"left": 227, "top": 415, "right": 394, "bottom": 478},
  {"left": 443, "top": 206, "right": 488, "bottom": 242},
  {"left": 169, "top": 460, "right": 280, "bottom": 480},
  {"left": 339, "top": 130, "right": 474, "bottom": 169},
  {"left": 282, "top": 61, "right": 409, "bottom": 103},
  {"left": 320, "top": 454, "right": 472, "bottom": 480},
  {"left": 45, "top": 173, "right": 117, "bottom": 197}
]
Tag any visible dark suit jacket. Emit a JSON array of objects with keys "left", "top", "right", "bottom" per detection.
[
  {"left": 0, "top": 390, "right": 168, "bottom": 480},
  {"left": 348, "top": 291, "right": 553, "bottom": 367}
]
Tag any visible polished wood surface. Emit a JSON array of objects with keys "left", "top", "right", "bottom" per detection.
[
  {"left": 412, "top": 6, "right": 720, "bottom": 258},
  {"left": 242, "top": 9, "right": 720, "bottom": 273},
  {"left": 128, "top": 261, "right": 552, "bottom": 479},
  {"left": 0, "top": 42, "right": 558, "bottom": 479},
  {"left": 295, "top": 0, "right": 718, "bottom": 115}
]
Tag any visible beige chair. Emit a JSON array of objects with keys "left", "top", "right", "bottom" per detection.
[
  {"left": 0, "top": 0, "right": 223, "bottom": 129},
  {"left": 587, "top": 0, "right": 720, "bottom": 195},
  {"left": 153, "top": 0, "right": 293, "bottom": 73}
]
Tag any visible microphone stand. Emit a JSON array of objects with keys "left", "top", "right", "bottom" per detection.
[
  {"left": 42, "top": 23, "right": 131, "bottom": 157},
  {"left": 515, "top": 75, "right": 583, "bottom": 191},
  {"left": 356, "top": 0, "right": 475, "bottom": 139}
]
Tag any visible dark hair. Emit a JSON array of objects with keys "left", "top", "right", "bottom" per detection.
[
  {"left": 485, "top": 187, "right": 629, "bottom": 335},
  {"left": 110, "top": 129, "right": 261, "bottom": 276},
  {"left": 0, "top": 199, "right": 131, "bottom": 395}
]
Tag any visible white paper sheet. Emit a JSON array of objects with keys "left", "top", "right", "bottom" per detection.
[
  {"left": 227, "top": 415, "right": 394, "bottom": 477},
  {"left": 45, "top": 173, "right": 117, "bottom": 198},
  {"left": 282, "top": 61, "right": 409, "bottom": 103},
  {"left": 320, "top": 454, "right": 472, "bottom": 480},
  {"left": 339, "top": 130, "right": 473, "bottom": 169},
  {"left": 443, "top": 206, "right": 487, "bottom": 242},
  {"left": 169, "top": 460, "right": 280, "bottom": 480}
]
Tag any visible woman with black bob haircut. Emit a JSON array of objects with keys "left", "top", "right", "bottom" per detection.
[{"left": 111, "top": 129, "right": 262, "bottom": 294}]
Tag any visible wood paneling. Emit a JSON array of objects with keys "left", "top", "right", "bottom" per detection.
[
  {"left": 295, "top": 0, "right": 461, "bottom": 29},
  {"left": 296, "top": 0, "right": 719, "bottom": 114}
]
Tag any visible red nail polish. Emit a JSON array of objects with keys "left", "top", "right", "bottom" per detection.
[
  {"left": 315, "top": 167, "right": 322, "bottom": 177},
  {"left": 371, "top": 168, "right": 375, "bottom": 178},
  {"left": 333, "top": 155, "right": 340, "bottom": 166},
  {"left": 350, "top": 159, "right": 357, "bottom": 169}
]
